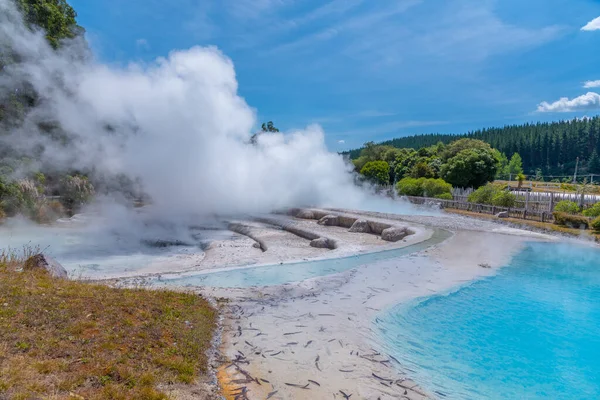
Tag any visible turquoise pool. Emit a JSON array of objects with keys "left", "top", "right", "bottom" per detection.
[
  {"left": 152, "top": 229, "right": 451, "bottom": 288},
  {"left": 378, "top": 241, "right": 600, "bottom": 399}
]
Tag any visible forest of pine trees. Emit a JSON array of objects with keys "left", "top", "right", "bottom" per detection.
[{"left": 345, "top": 117, "right": 600, "bottom": 176}]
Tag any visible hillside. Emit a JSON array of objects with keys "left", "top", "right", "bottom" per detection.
[{"left": 345, "top": 117, "right": 600, "bottom": 176}]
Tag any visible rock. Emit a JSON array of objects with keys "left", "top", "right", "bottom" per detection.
[
  {"left": 337, "top": 215, "right": 358, "bottom": 228},
  {"left": 496, "top": 211, "right": 509, "bottom": 218},
  {"left": 318, "top": 215, "right": 339, "bottom": 226},
  {"left": 348, "top": 219, "right": 371, "bottom": 233},
  {"left": 367, "top": 221, "right": 391, "bottom": 234},
  {"left": 381, "top": 227, "right": 409, "bottom": 242},
  {"left": 252, "top": 242, "right": 261, "bottom": 249},
  {"left": 310, "top": 237, "right": 333, "bottom": 249},
  {"left": 23, "top": 254, "right": 68, "bottom": 279},
  {"left": 296, "top": 209, "right": 315, "bottom": 219}
]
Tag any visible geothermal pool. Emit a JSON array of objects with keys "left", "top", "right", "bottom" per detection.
[
  {"left": 378, "top": 241, "right": 600, "bottom": 400},
  {"left": 150, "top": 229, "right": 451, "bottom": 288}
]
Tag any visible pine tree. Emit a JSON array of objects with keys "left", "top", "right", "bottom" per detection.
[{"left": 589, "top": 150, "right": 600, "bottom": 174}]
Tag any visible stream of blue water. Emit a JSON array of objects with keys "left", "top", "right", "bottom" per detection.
[{"left": 378, "top": 241, "right": 600, "bottom": 399}]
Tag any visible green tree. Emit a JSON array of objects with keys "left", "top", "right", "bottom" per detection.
[
  {"left": 410, "top": 162, "right": 435, "bottom": 179},
  {"left": 440, "top": 141, "right": 500, "bottom": 188},
  {"left": 588, "top": 150, "right": 600, "bottom": 174},
  {"left": 507, "top": 153, "right": 524, "bottom": 177},
  {"left": 261, "top": 121, "right": 279, "bottom": 132},
  {"left": 16, "top": 0, "right": 84, "bottom": 49},
  {"left": 360, "top": 161, "right": 390, "bottom": 185}
]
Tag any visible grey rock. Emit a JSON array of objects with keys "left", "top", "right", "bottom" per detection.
[
  {"left": 310, "top": 237, "right": 333, "bottom": 249},
  {"left": 23, "top": 254, "right": 68, "bottom": 279},
  {"left": 496, "top": 211, "right": 509, "bottom": 218},
  {"left": 318, "top": 215, "right": 339, "bottom": 226},
  {"left": 381, "top": 227, "right": 409, "bottom": 242},
  {"left": 296, "top": 209, "right": 315, "bottom": 219},
  {"left": 348, "top": 219, "right": 371, "bottom": 233},
  {"left": 367, "top": 220, "right": 391, "bottom": 234}
]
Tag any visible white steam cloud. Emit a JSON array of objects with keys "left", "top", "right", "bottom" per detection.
[{"left": 0, "top": 0, "right": 412, "bottom": 221}]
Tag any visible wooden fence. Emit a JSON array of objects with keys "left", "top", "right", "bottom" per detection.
[{"left": 406, "top": 196, "right": 555, "bottom": 223}]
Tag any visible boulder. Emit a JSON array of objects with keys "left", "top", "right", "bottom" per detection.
[
  {"left": 348, "top": 219, "right": 371, "bottom": 233},
  {"left": 310, "top": 237, "right": 332, "bottom": 249},
  {"left": 381, "top": 227, "right": 409, "bottom": 242},
  {"left": 23, "top": 254, "right": 68, "bottom": 279},
  {"left": 337, "top": 215, "right": 358, "bottom": 228},
  {"left": 296, "top": 209, "right": 315, "bottom": 219},
  {"left": 496, "top": 211, "right": 509, "bottom": 218},
  {"left": 318, "top": 215, "right": 339, "bottom": 226},
  {"left": 367, "top": 220, "right": 391, "bottom": 234}
]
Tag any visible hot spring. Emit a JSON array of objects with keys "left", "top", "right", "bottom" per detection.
[{"left": 377, "top": 241, "right": 600, "bottom": 399}]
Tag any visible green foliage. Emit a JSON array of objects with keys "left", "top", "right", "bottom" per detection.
[
  {"left": 396, "top": 177, "right": 452, "bottom": 198},
  {"left": 491, "top": 191, "right": 517, "bottom": 207},
  {"left": 508, "top": 153, "right": 524, "bottom": 176},
  {"left": 410, "top": 162, "right": 435, "bottom": 179},
  {"left": 60, "top": 175, "right": 94, "bottom": 209},
  {"left": 467, "top": 184, "right": 502, "bottom": 205},
  {"left": 589, "top": 150, "right": 600, "bottom": 174},
  {"left": 591, "top": 216, "right": 600, "bottom": 233},
  {"left": 360, "top": 161, "right": 390, "bottom": 185},
  {"left": 0, "top": 206, "right": 5, "bottom": 222},
  {"left": 344, "top": 117, "right": 600, "bottom": 177},
  {"left": 422, "top": 178, "right": 452, "bottom": 197},
  {"left": 260, "top": 121, "right": 279, "bottom": 132},
  {"left": 554, "top": 200, "right": 580, "bottom": 215},
  {"left": 434, "top": 193, "right": 453, "bottom": 200},
  {"left": 16, "top": 0, "right": 83, "bottom": 49},
  {"left": 440, "top": 144, "right": 500, "bottom": 188},
  {"left": 396, "top": 177, "right": 425, "bottom": 197},
  {"left": 582, "top": 203, "right": 600, "bottom": 218},
  {"left": 553, "top": 212, "right": 589, "bottom": 229}
]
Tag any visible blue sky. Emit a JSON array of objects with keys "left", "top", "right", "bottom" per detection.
[{"left": 70, "top": 0, "right": 600, "bottom": 150}]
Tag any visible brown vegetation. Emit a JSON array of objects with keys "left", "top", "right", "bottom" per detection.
[{"left": 0, "top": 249, "right": 217, "bottom": 400}]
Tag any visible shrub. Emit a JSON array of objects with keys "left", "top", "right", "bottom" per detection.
[
  {"left": 434, "top": 193, "right": 453, "bottom": 200},
  {"left": 491, "top": 191, "right": 517, "bottom": 207},
  {"left": 554, "top": 200, "right": 580, "bottom": 215},
  {"left": 0, "top": 207, "right": 5, "bottom": 223},
  {"left": 582, "top": 203, "right": 600, "bottom": 218},
  {"left": 422, "top": 178, "right": 452, "bottom": 198},
  {"left": 591, "top": 216, "right": 600, "bottom": 233},
  {"left": 360, "top": 161, "right": 390, "bottom": 185},
  {"left": 467, "top": 184, "right": 501, "bottom": 205},
  {"left": 396, "top": 177, "right": 424, "bottom": 196},
  {"left": 553, "top": 212, "right": 589, "bottom": 229},
  {"left": 60, "top": 175, "right": 95, "bottom": 209}
]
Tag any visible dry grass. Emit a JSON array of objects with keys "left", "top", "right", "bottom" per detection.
[
  {"left": 446, "top": 209, "right": 600, "bottom": 242},
  {"left": 0, "top": 250, "right": 217, "bottom": 400}
]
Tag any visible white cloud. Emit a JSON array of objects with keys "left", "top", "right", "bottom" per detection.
[
  {"left": 537, "top": 92, "right": 600, "bottom": 112},
  {"left": 337, "top": 140, "right": 345, "bottom": 144},
  {"left": 581, "top": 16, "right": 600, "bottom": 31},
  {"left": 583, "top": 80, "right": 600, "bottom": 88}
]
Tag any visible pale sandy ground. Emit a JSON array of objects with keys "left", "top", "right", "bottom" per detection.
[{"left": 186, "top": 210, "right": 558, "bottom": 400}]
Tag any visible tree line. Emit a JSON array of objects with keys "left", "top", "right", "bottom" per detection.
[{"left": 345, "top": 117, "right": 600, "bottom": 176}]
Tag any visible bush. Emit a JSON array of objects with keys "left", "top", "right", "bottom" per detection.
[
  {"left": 491, "top": 191, "right": 517, "bottom": 207},
  {"left": 360, "top": 161, "right": 390, "bottom": 185},
  {"left": 554, "top": 200, "right": 580, "bottom": 215},
  {"left": 553, "top": 212, "right": 590, "bottom": 229},
  {"left": 396, "top": 177, "right": 424, "bottom": 196},
  {"left": 434, "top": 193, "right": 453, "bottom": 200},
  {"left": 60, "top": 175, "right": 95, "bottom": 209},
  {"left": 582, "top": 203, "right": 600, "bottom": 218},
  {"left": 422, "top": 178, "right": 452, "bottom": 198},
  {"left": 591, "top": 216, "right": 600, "bottom": 233},
  {"left": 0, "top": 207, "right": 5, "bottom": 223},
  {"left": 467, "top": 184, "right": 501, "bottom": 205}
]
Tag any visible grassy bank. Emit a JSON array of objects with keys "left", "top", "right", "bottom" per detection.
[
  {"left": 0, "top": 250, "right": 217, "bottom": 400},
  {"left": 446, "top": 209, "right": 600, "bottom": 242}
]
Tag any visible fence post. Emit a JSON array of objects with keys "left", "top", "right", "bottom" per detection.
[
  {"left": 492, "top": 206, "right": 496, "bottom": 215},
  {"left": 523, "top": 209, "right": 527, "bottom": 220},
  {"left": 549, "top": 192, "right": 554, "bottom": 212}
]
